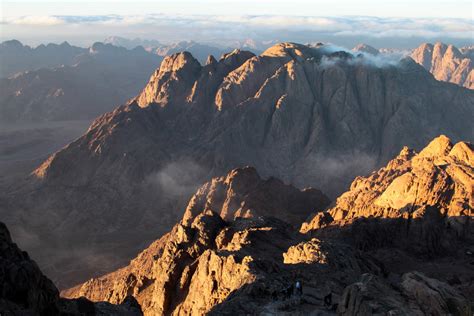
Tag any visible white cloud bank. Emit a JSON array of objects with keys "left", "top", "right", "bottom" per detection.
[{"left": 2, "top": 14, "right": 472, "bottom": 48}]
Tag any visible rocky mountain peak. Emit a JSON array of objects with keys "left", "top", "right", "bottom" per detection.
[
  {"left": 159, "top": 51, "right": 201, "bottom": 73},
  {"left": 1, "top": 39, "right": 24, "bottom": 49},
  {"left": 417, "top": 134, "right": 453, "bottom": 158},
  {"left": 205, "top": 54, "right": 217, "bottom": 65},
  {"left": 137, "top": 51, "right": 202, "bottom": 107},
  {"left": 219, "top": 48, "right": 255, "bottom": 66},
  {"left": 182, "top": 166, "right": 330, "bottom": 226},
  {"left": 411, "top": 42, "right": 473, "bottom": 89},
  {"left": 301, "top": 135, "right": 473, "bottom": 251},
  {"left": 352, "top": 43, "right": 379, "bottom": 55},
  {"left": 261, "top": 42, "right": 315, "bottom": 59}
]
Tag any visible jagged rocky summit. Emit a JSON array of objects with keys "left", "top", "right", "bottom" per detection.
[
  {"left": 63, "top": 136, "right": 474, "bottom": 315},
  {"left": 411, "top": 42, "right": 474, "bottom": 89}
]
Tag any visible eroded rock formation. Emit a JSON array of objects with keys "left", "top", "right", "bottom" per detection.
[
  {"left": 411, "top": 42, "right": 474, "bottom": 89},
  {"left": 301, "top": 135, "right": 473, "bottom": 254}
]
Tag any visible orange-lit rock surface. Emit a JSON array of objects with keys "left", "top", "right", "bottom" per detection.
[{"left": 411, "top": 42, "right": 474, "bottom": 89}]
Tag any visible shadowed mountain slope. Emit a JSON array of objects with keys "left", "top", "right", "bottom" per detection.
[{"left": 0, "top": 221, "right": 143, "bottom": 315}]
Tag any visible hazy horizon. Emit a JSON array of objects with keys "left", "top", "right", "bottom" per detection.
[{"left": 2, "top": 0, "right": 473, "bottom": 48}]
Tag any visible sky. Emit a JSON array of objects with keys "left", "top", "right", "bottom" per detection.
[{"left": 1, "top": 0, "right": 473, "bottom": 48}]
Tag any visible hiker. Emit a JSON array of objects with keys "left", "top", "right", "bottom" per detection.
[{"left": 295, "top": 280, "right": 303, "bottom": 296}]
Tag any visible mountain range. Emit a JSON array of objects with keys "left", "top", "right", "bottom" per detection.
[
  {"left": 58, "top": 135, "right": 473, "bottom": 315},
  {"left": 2, "top": 134, "right": 472, "bottom": 314},
  {"left": 1, "top": 42, "right": 473, "bottom": 291},
  {"left": 0, "top": 40, "right": 85, "bottom": 78},
  {"left": 0, "top": 41, "right": 163, "bottom": 122},
  {"left": 2, "top": 40, "right": 472, "bottom": 124}
]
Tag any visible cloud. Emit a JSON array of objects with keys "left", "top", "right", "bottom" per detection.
[
  {"left": 317, "top": 44, "right": 408, "bottom": 68},
  {"left": 2, "top": 14, "right": 472, "bottom": 48},
  {"left": 9, "top": 15, "right": 65, "bottom": 26},
  {"left": 3, "top": 14, "right": 472, "bottom": 38},
  {"left": 145, "top": 159, "right": 207, "bottom": 199}
]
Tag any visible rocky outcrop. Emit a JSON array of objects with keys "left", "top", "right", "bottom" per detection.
[
  {"left": 0, "top": 222, "right": 59, "bottom": 315},
  {"left": 0, "top": 221, "right": 143, "bottom": 315},
  {"left": 338, "top": 272, "right": 471, "bottom": 315},
  {"left": 411, "top": 42, "right": 474, "bottom": 89},
  {"left": 4, "top": 42, "right": 474, "bottom": 288},
  {"left": 182, "top": 166, "right": 329, "bottom": 226},
  {"left": 352, "top": 43, "right": 379, "bottom": 55},
  {"left": 301, "top": 135, "right": 473, "bottom": 253},
  {"left": 62, "top": 167, "right": 332, "bottom": 315}
]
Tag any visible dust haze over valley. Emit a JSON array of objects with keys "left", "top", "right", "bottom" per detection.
[{"left": 0, "top": 0, "right": 473, "bottom": 315}]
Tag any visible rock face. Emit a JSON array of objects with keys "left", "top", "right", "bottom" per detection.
[
  {"left": 3, "top": 42, "right": 474, "bottom": 288},
  {"left": 301, "top": 135, "right": 473, "bottom": 253},
  {"left": 337, "top": 272, "right": 471, "bottom": 315},
  {"left": 182, "top": 166, "right": 329, "bottom": 226},
  {"left": 0, "top": 221, "right": 59, "bottom": 315},
  {"left": 411, "top": 42, "right": 474, "bottom": 89},
  {"left": 63, "top": 136, "right": 474, "bottom": 315},
  {"left": 0, "top": 221, "right": 143, "bottom": 315}
]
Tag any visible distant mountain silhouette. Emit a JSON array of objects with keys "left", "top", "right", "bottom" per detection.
[{"left": 0, "top": 41, "right": 162, "bottom": 122}]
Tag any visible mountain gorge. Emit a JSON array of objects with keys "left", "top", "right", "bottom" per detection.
[
  {"left": 62, "top": 136, "right": 474, "bottom": 315},
  {"left": 2, "top": 42, "right": 473, "bottom": 291}
]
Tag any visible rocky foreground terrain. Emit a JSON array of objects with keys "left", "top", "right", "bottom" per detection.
[
  {"left": 63, "top": 135, "right": 473, "bottom": 315},
  {"left": 2, "top": 42, "right": 473, "bottom": 289},
  {"left": 0, "top": 221, "right": 143, "bottom": 315}
]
